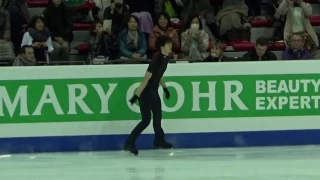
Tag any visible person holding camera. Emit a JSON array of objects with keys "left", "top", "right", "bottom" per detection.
[{"left": 103, "top": 0, "right": 129, "bottom": 36}]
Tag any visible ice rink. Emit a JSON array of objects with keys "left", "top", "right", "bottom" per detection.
[{"left": 0, "top": 145, "right": 320, "bottom": 180}]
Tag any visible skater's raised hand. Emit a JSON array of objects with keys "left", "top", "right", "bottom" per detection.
[
  {"left": 129, "top": 94, "right": 139, "bottom": 105},
  {"left": 163, "top": 87, "right": 170, "bottom": 99}
]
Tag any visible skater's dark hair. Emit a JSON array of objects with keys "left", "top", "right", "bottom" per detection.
[{"left": 155, "top": 35, "right": 172, "bottom": 49}]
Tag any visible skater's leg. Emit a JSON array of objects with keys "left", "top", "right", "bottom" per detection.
[
  {"left": 150, "top": 92, "right": 165, "bottom": 142},
  {"left": 126, "top": 98, "right": 152, "bottom": 145},
  {"left": 150, "top": 92, "right": 172, "bottom": 149}
]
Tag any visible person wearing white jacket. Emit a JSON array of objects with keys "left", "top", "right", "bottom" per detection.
[{"left": 21, "top": 15, "right": 53, "bottom": 62}]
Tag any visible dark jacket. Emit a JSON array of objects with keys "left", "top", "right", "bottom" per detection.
[
  {"left": 0, "top": 7, "right": 10, "bottom": 40},
  {"left": 118, "top": 29, "right": 147, "bottom": 58},
  {"left": 282, "top": 48, "right": 313, "bottom": 60},
  {"left": 43, "top": 2, "right": 73, "bottom": 41},
  {"left": 103, "top": 4, "right": 129, "bottom": 35},
  {"left": 243, "top": 50, "right": 277, "bottom": 61},
  {"left": 87, "top": 33, "right": 118, "bottom": 62}
]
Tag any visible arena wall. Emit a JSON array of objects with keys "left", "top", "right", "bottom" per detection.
[{"left": 1, "top": 61, "right": 320, "bottom": 153}]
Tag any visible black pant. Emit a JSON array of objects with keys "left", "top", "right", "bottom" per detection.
[{"left": 126, "top": 89, "right": 165, "bottom": 144}]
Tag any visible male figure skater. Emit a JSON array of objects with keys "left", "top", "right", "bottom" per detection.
[{"left": 124, "top": 35, "right": 173, "bottom": 156}]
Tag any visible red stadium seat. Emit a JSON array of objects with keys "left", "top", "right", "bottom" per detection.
[
  {"left": 250, "top": 18, "right": 274, "bottom": 27},
  {"left": 73, "top": 22, "right": 92, "bottom": 31},
  {"left": 232, "top": 42, "right": 255, "bottom": 51},
  {"left": 310, "top": 16, "right": 320, "bottom": 26},
  {"left": 27, "top": 0, "right": 48, "bottom": 7},
  {"left": 76, "top": 43, "right": 90, "bottom": 54},
  {"left": 269, "top": 42, "right": 286, "bottom": 51}
]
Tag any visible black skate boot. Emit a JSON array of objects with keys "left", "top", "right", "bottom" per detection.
[
  {"left": 123, "top": 143, "right": 138, "bottom": 156},
  {"left": 153, "top": 141, "right": 173, "bottom": 149}
]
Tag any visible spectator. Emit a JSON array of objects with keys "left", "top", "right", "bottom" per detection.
[
  {"left": 275, "top": 0, "right": 318, "bottom": 56},
  {"left": 103, "top": 0, "right": 129, "bottom": 36},
  {"left": 21, "top": 15, "right": 54, "bottom": 62},
  {"left": 181, "top": 15, "right": 209, "bottom": 60},
  {"left": 245, "top": 0, "right": 261, "bottom": 18},
  {"left": 87, "top": 22, "right": 118, "bottom": 63},
  {"left": 148, "top": 12, "right": 180, "bottom": 57},
  {"left": 243, "top": 37, "right": 277, "bottom": 61},
  {"left": 0, "top": 0, "right": 15, "bottom": 63},
  {"left": 43, "top": 0, "right": 73, "bottom": 62},
  {"left": 118, "top": 15, "right": 147, "bottom": 59},
  {"left": 125, "top": 0, "right": 155, "bottom": 17},
  {"left": 12, "top": 45, "right": 36, "bottom": 66},
  {"left": 282, "top": 32, "right": 313, "bottom": 60},
  {"left": 203, "top": 42, "right": 234, "bottom": 62},
  {"left": 64, "top": 0, "right": 100, "bottom": 22},
  {"left": 216, "top": 0, "right": 248, "bottom": 40},
  {"left": 3, "top": 0, "right": 31, "bottom": 55},
  {"left": 178, "top": 0, "right": 219, "bottom": 40}
]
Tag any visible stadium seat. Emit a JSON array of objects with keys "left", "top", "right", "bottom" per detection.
[
  {"left": 250, "top": 18, "right": 274, "bottom": 27},
  {"left": 269, "top": 42, "right": 286, "bottom": 51},
  {"left": 232, "top": 42, "right": 255, "bottom": 51},
  {"left": 76, "top": 43, "right": 90, "bottom": 54},
  {"left": 73, "top": 22, "right": 92, "bottom": 30},
  {"left": 310, "top": 16, "right": 320, "bottom": 26},
  {"left": 27, "top": 0, "right": 48, "bottom": 7}
]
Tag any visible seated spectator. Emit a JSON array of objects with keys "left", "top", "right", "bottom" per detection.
[
  {"left": 245, "top": 0, "right": 261, "bottom": 19},
  {"left": 149, "top": 12, "right": 180, "bottom": 58},
  {"left": 203, "top": 42, "right": 234, "bottom": 62},
  {"left": 243, "top": 37, "right": 277, "bottom": 61},
  {"left": 181, "top": 15, "right": 209, "bottom": 60},
  {"left": 103, "top": 0, "right": 129, "bottom": 36},
  {"left": 118, "top": 15, "right": 147, "bottom": 60},
  {"left": 3, "top": 0, "right": 31, "bottom": 55},
  {"left": 131, "top": 12, "right": 154, "bottom": 35},
  {"left": 87, "top": 22, "right": 118, "bottom": 64},
  {"left": 275, "top": 0, "right": 318, "bottom": 56},
  {"left": 0, "top": 2, "right": 15, "bottom": 63},
  {"left": 64, "top": 0, "right": 100, "bottom": 22},
  {"left": 283, "top": 32, "right": 313, "bottom": 60},
  {"left": 12, "top": 45, "right": 36, "bottom": 66},
  {"left": 178, "top": 0, "right": 220, "bottom": 40},
  {"left": 216, "top": 0, "right": 249, "bottom": 42},
  {"left": 43, "top": 0, "right": 73, "bottom": 62},
  {"left": 21, "top": 15, "right": 54, "bottom": 62}
]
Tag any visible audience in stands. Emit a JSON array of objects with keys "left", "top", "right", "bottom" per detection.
[
  {"left": 12, "top": 45, "right": 35, "bottom": 66},
  {"left": 87, "top": 22, "right": 118, "bottom": 63},
  {"left": 203, "top": 42, "right": 233, "bottom": 62},
  {"left": 21, "top": 15, "right": 53, "bottom": 62},
  {"left": 275, "top": 0, "right": 318, "bottom": 56},
  {"left": 245, "top": 0, "right": 262, "bottom": 19},
  {"left": 177, "top": 0, "right": 219, "bottom": 40},
  {"left": 103, "top": 0, "right": 129, "bottom": 36},
  {"left": 118, "top": 15, "right": 147, "bottom": 59},
  {"left": 64, "top": 0, "right": 99, "bottom": 22},
  {"left": 3, "top": 0, "right": 30, "bottom": 55},
  {"left": 282, "top": 32, "right": 313, "bottom": 60},
  {"left": 0, "top": 0, "right": 15, "bottom": 63},
  {"left": 43, "top": 0, "right": 73, "bottom": 62},
  {"left": 181, "top": 15, "right": 209, "bottom": 60},
  {"left": 243, "top": 37, "right": 277, "bottom": 61},
  {"left": 148, "top": 12, "right": 180, "bottom": 58}
]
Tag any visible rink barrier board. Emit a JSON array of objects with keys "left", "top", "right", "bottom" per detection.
[
  {"left": 1, "top": 61, "right": 320, "bottom": 152},
  {"left": 1, "top": 129, "right": 320, "bottom": 153}
]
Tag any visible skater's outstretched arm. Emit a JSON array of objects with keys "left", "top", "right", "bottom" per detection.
[
  {"left": 135, "top": 71, "right": 153, "bottom": 97},
  {"left": 160, "top": 78, "right": 166, "bottom": 88}
]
